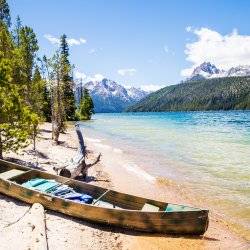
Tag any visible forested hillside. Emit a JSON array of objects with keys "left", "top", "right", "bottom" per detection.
[{"left": 127, "top": 76, "right": 250, "bottom": 112}]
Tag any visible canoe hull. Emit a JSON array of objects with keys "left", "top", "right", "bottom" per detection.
[{"left": 0, "top": 160, "right": 209, "bottom": 235}]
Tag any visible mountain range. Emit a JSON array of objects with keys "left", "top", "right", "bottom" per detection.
[
  {"left": 127, "top": 76, "right": 250, "bottom": 112},
  {"left": 75, "top": 62, "right": 250, "bottom": 113},
  {"left": 75, "top": 78, "right": 148, "bottom": 113},
  {"left": 127, "top": 62, "right": 250, "bottom": 112},
  {"left": 189, "top": 62, "right": 250, "bottom": 81}
]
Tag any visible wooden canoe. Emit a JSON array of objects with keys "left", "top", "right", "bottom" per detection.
[{"left": 0, "top": 159, "right": 209, "bottom": 235}]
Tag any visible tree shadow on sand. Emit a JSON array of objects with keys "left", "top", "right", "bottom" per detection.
[
  {"left": 5, "top": 157, "right": 47, "bottom": 171},
  {"left": 55, "top": 141, "right": 78, "bottom": 150},
  {"left": 23, "top": 149, "right": 49, "bottom": 159},
  {"left": 75, "top": 175, "right": 111, "bottom": 183},
  {"left": 39, "top": 128, "right": 52, "bottom": 133}
]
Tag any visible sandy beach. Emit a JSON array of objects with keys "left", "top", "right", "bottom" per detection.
[{"left": 0, "top": 122, "right": 249, "bottom": 250}]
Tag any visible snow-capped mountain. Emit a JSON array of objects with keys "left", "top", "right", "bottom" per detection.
[
  {"left": 191, "top": 62, "right": 221, "bottom": 78},
  {"left": 126, "top": 87, "right": 148, "bottom": 101},
  {"left": 75, "top": 78, "right": 148, "bottom": 113},
  {"left": 227, "top": 65, "right": 250, "bottom": 77},
  {"left": 189, "top": 62, "right": 250, "bottom": 80}
]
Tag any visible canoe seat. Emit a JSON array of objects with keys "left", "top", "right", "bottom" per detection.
[
  {"left": 142, "top": 203, "right": 159, "bottom": 212},
  {"left": 0, "top": 169, "right": 25, "bottom": 180},
  {"left": 94, "top": 200, "right": 123, "bottom": 209},
  {"left": 165, "top": 204, "right": 200, "bottom": 212},
  {"left": 94, "top": 200, "right": 115, "bottom": 208}
]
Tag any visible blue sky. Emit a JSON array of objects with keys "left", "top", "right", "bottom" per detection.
[{"left": 9, "top": 0, "right": 250, "bottom": 90}]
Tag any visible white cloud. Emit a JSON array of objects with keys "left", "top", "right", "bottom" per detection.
[
  {"left": 79, "top": 38, "right": 87, "bottom": 44},
  {"left": 164, "top": 45, "right": 169, "bottom": 53},
  {"left": 74, "top": 70, "right": 104, "bottom": 82},
  {"left": 67, "top": 38, "right": 81, "bottom": 46},
  {"left": 44, "top": 34, "right": 87, "bottom": 46},
  {"left": 140, "top": 84, "right": 164, "bottom": 92},
  {"left": 44, "top": 34, "right": 60, "bottom": 45},
  {"left": 186, "top": 26, "right": 192, "bottom": 32},
  {"left": 181, "top": 27, "right": 250, "bottom": 76},
  {"left": 89, "top": 74, "right": 104, "bottom": 82},
  {"left": 75, "top": 70, "right": 86, "bottom": 79},
  {"left": 89, "top": 48, "right": 97, "bottom": 54},
  {"left": 123, "top": 85, "right": 132, "bottom": 89},
  {"left": 117, "top": 68, "right": 137, "bottom": 76}
]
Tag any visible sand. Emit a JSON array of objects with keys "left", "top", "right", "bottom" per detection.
[{"left": 0, "top": 122, "right": 249, "bottom": 250}]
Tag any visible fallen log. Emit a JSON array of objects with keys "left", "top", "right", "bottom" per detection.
[
  {"left": 1, "top": 203, "right": 47, "bottom": 250},
  {"left": 53, "top": 123, "right": 101, "bottom": 179},
  {"left": 54, "top": 153, "right": 101, "bottom": 179},
  {"left": 29, "top": 203, "right": 48, "bottom": 250}
]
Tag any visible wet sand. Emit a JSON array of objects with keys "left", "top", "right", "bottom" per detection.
[{"left": 0, "top": 123, "right": 249, "bottom": 249}]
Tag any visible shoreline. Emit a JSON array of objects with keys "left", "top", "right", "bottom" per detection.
[
  {"left": 83, "top": 123, "right": 250, "bottom": 241},
  {"left": 85, "top": 131, "right": 249, "bottom": 248},
  {"left": 0, "top": 122, "right": 248, "bottom": 249}
]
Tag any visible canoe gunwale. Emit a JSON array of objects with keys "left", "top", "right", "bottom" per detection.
[
  {"left": 1, "top": 178, "right": 208, "bottom": 216},
  {"left": 0, "top": 159, "right": 209, "bottom": 234}
]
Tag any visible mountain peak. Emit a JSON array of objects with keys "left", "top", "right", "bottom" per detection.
[
  {"left": 75, "top": 78, "right": 148, "bottom": 112},
  {"left": 227, "top": 65, "right": 250, "bottom": 77},
  {"left": 191, "top": 62, "right": 221, "bottom": 78},
  {"left": 189, "top": 62, "right": 250, "bottom": 81}
]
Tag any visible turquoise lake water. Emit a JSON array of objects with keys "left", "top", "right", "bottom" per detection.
[{"left": 81, "top": 111, "right": 250, "bottom": 237}]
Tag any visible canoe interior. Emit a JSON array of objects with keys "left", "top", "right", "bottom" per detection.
[{"left": 0, "top": 159, "right": 204, "bottom": 213}]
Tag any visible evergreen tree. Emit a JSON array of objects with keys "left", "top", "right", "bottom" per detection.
[
  {"left": 0, "top": 21, "right": 33, "bottom": 158},
  {"left": 38, "top": 55, "right": 52, "bottom": 121},
  {"left": 76, "top": 88, "right": 94, "bottom": 120},
  {"left": 0, "top": 0, "right": 11, "bottom": 27},
  {"left": 42, "top": 82, "right": 51, "bottom": 122},
  {"left": 31, "top": 66, "right": 48, "bottom": 117},
  {"left": 28, "top": 66, "right": 48, "bottom": 150},
  {"left": 60, "top": 34, "right": 76, "bottom": 121},
  {"left": 19, "top": 26, "right": 38, "bottom": 85},
  {"left": 44, "top": 51, "right": 65, "bottom": 143},
  {"left": 13, "top": 15, "right": 22, "bottom": 46}
]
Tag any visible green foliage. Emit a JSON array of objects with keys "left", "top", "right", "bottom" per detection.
[
  {"left": 60, "top": 34, "right": 76, "bottom": 121},
  {"left": 31, "top": 66, "right": 49, "bottom": 119},
  {"left": 19, "top": 26, "right": 39, "bottom": 83},
  {"left": 76, "top": 88, "right": 94, "bottom": 120},
  {"left": 13, "top": 15, "right": 21, "bottom": 46},
  {"left": 43, "top": 51, "right": 66, "bottom": 142},
  {"left": 0, "top": 2, "right": 48, "bottom": 156},
  {"left": 127, "top": 77, "right": 250, "bottom": 112},
  {"left": 0, "top": 0, "right": 11, "bottom": 27},
  {"left": 0, "top": 31, "right": 33, "bottom": 157}
]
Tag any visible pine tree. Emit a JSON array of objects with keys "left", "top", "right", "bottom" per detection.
[
  {"left": 60, "top": 34, "right": 76, "bottom": 121},
  {"left": 0, "top": 0, "right": 11, "bottom": 27},
  {"left": 43, "top": 52, "right": 65, "bottom": 143},
  {"left": 76, "top": 88, "right": 94, "bottom": 121},
  {"left": 19, "top": 26, "right": 38, "bottom": 86},
  {"left": 28, "top": 66, "right": 48, "bottom": 150},
  {"left": 0, "top": 21, "right": 33, "bottom": 158},
  {"left": 13, "top": 15, "right": 22, "bottom": 46},
  {"left": 42, "top": 82, "right": 51, "bottom": 122}
]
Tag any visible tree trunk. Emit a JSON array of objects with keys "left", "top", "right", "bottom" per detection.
[
  {"left": 53, "top": 70, "right": 62, "bottom": 144},
  {"left": 33, "top": 124, "right": 36, "bottom": 151},
  {"left": 55, "top": 153, "right": 101, "bottom": 179},
  {"left": 58, "top": 159, "right": 87, "bottom": 179},
  {"left": 0, "top": 132, "right": 3, "bottom": 159}
]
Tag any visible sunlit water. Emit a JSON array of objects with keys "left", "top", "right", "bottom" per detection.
[{"left": 80, "top": 111, "right": 250, "bottom": 238}]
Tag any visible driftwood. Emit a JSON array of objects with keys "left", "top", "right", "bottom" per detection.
[
  {"left": 53, "top": 124, "right": 101, "bottom": 179},
  {"left": 2, "top": 203, "right": 48, "bottom": 250},
  {"left": 56, "top": 153, "right": 101, "bottom": 179}
]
